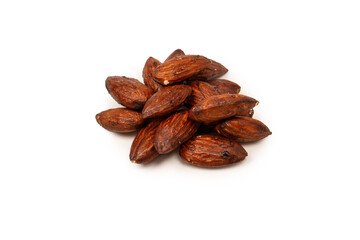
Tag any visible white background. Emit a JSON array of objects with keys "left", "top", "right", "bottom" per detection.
[{"left": 1, "top": 0, "right": 359, "bottom": 239}]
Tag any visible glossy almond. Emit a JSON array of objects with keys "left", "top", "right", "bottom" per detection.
[
  {"left": 188, "top": 81, "right": 218, "bottom": 106},
  {"left": 95, "top": 108, "right": 144, "bottom": 133},
  {"left": 106, "top": 76, "right": 152, "bottom": 109},
  {"left": 207, "top": 79, "right": 241, "bottom": 94},
  {"left": 215, "top": 116, "right": 272, "bottom": 142},
  {"left": 189, "top": 94, "right": 259, "bottom": 123},
  {"left": 164, "top": 49, "right": 185, "bottom": 62},
  {"left": 142, "top": 85, "right": 192, "bottom": 119},
  {"left": 190, "top": 59, "right": 228, "bottom": 81},
  {"left": 142, "top": 57, "right": 163, "bottom": 93},
  {"left": 153, "top": 55, "right": 211, "bottom": 85},
  {"left": 180, "top": 135, "right": 247, "bottom": 168},
  {"left": 154, "top": 110, "right": 200, "bottom": 154},
  {"left": 237, "top": 109, "right": 254, "bottom": 118},
  {"left": 130, "top": 119, "right": 162, "bottom": 164}
]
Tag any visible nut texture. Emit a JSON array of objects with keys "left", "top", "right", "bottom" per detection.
[
  {"left": 142, "top": 85, "right": 192, "bottom": 119},
  {"left": 237, "top": 109, "right": 254, "bottom": 118},
  {"left": 215, "top": 116, "right": 272, "bottom": 142},
  {"left": 190, "top": 59, "right": 228, "bottom": 81},
  {"left": 207, "top": 79, "right": 241, "bottom": 94},
  {"left": 96, "top": 108, "right": 144, "bottom": 133},
  {"left": 189, "top": 94, "right": 259, "bottom": 123},
  {"left": 187, "top": 81, "right": 218, "bottom": 106},
  {"left": 164, "top": 49, "right": 185, "bottom": 62},
  {"left": 154, "top": 110, "right": 200, "bottom": 154},
  {"left": 130, "top": 119, "right": 162, "bottom": 164},
  {"left": 143, "top": 57, "right": 163, "bottom": 93},
  {"left": 106, "top": 76, "right": 152, "bottom": 109},
  {"left": 180, "top": 135, "right": 248, "bottom": 168},
  {"left": 153, "top": 55, "right": 211, "bottom": 85}
]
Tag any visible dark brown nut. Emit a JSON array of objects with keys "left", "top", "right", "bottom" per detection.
[
  {"left": 187, "top": 81, "right": 218, "bottom": 106},
  {"left": 180, "top": 135, "right": 247, "bottom": 168},
  {"left": 189, "top": 94, "right": 259, "bottom": 123},
  {"left": 237, "top": 109, "right": 254, "bottom": 118},
  {"left": 190, "top": 59, "right": 228, "bottom": 81},
  {"left": 95, "top": 108, "right": 144, "bottom": 133},
  {"left": 164, "top": 49, "right": 185, "bottom": 62},
  {"left": 207, "top": 79, "right": 241, "bottom": 94},
  {"left": 153, "top": 55, "right": 211, "bottom": 85},
  {"left": 154, "top": 110, "right": 200, "bottom": 154},
  {"left": 142, "top": 57, "right": 163, "bottom": 93},
  {"left": 142, "top": 85, "right": 192, "bottom": 119},
  {"left": 130, "top": 119, "right": 162, "bottom": 164},
  {"left": 106, "top": 76, "right": 152, "bottom": 109},
  {"left": 215, "top": 116, "right": 272, "bottom": 142}
]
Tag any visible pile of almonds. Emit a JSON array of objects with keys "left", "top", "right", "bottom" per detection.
[{"left": 96, "top": 49, "right": 271, "bottom": 168}]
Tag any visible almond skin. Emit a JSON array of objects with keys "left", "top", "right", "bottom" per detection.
[
  {"left": 153, "top": 55, "right": 211, "bottom": 85},
  {"left": 130, "top": 119, "right": 162, "bottom": 164},
  {"left": 142, "top": 85, "right": 192, "bottom": 119},
  {"left": 187, "top": 81, "right": 218, "bottom": 106},
  {"left": 190, "top": 59, "right": 228, "bottom": 81},
  {"left": 154, "top": 110, "right": 200, "bottom": 154},
  {"left": 237, "top": 109, "right": 254, "bottom": 118},
  {"left": 95, "top": 108, "right": 144, "bottom": 133},
  {"left": 164, "top": 49, "right": 185, "bottom": 62},
  {"left": 207, "top": 79, "right": 241, "bottom": 94},
  {"left": 180, "top": 135, "right": 247, "bottom": 168},
  {"left": 143, "top": 57, "right": 163, "bottom": 93},
  {"left": 106, "top": 76, "right": 152, "bottom": 110},
  {"left": 215, "top": 116, "right": 272, "bottom": 142},
  {"left": 189, "top": 94, "right": 259, "bottom": 123}
]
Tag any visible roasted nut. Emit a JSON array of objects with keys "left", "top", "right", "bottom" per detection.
[
  {"left": 190, "top": 59, "right": 228, "bottom": 81},
  {"left": 143, "top": 57, "right": 163, "bottom": 93},
  {"left": 207, "top": 79, "right": 241, "bottom": 94},
  {"left": 187, "top": 80, "right": 218, "bottom": 106}
]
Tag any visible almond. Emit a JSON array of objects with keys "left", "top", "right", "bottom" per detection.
[
  {"left": 142, "top": 57, "right": 163, "bottom": 93},
  {"left": 189, "top": 94, "right": 259, "bottom": 123},
  {"left": 180, "top": 135, "right": 247, "bottom": 168},
  {"left": 215, "top": 116, "right": 272, "bottom": 142},
  {"left": 237, "top": 109, "right": 254, "bottom": 118},
  {"left": 164, "top": 49, "right": 185, "bottom": 62},
  {"left": 207, "top": 79, "right": 241, "bottom": 94},
  {"left": 95, "top": 108, "right": 144, "bottom": 133},
  {"left": 153, "top": 55, "right": 211, "bottom": 85},
  {"left": 187, "top": 81, "right": 218, "bottom": 106},
  {"left": 142, "top": 85, "right": 192, "bottom": 119},
  {"left": 106, "top": 76, "right": 152, "bottom": 109},
  {"left": 154, "top": 110, "right": 200, "bottom": 154},
  {"left": 190, "top": 59, "right": 228, "bottom": 81},
  {"left": 130, "top": 118, "right": 162, "bottom": 164}
]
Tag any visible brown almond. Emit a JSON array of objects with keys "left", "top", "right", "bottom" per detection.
[
  {"left": 142, "top": 85, "right": 192, "bottom": 119},
  {"left": 154, "top": 110, "right": 200, "bottom": 154},
  {"left": 130, "top": 119, "right": 162, "bottom": 164},
  {"left": 237, "top": 109, "right": 254, "bottom": 118},
  {"left": 189, "top": 94, "right": 259, "bottom": 123},
  {"left": 190, "top": 59, "right": 228, "bottom": 81},
  {"left": 106, "top": 76, "right": 152, "bottom": 110},
  {"left": 153, "top": 55, "right": 211, "bottom": 85},
  {"left": 142, "top": 57, "right": 163, "bottom": 93},
  {"left": 180, "top": 135, "right": 247, "bottom": 168},
  {"left": 215, "top": 116, "right": 272, "bottom": 142},
  {"left": 95, "top": 108, "right": 144, "bottom": 133},
  {"left": 187, "top": 81, "right": 218, "bottom": 106},
  {"left": 164, "top": 49, "right": 185, "bottom": 62},
  {"left": 207, "top": 79, "right": 241, "bottom": 94}
]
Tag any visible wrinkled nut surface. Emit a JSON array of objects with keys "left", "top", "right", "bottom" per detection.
[
  {"left": 190, "top": 59, "right": 228, "bottom": 81},
  {"left": 207, "top": 79, "right": 241, "bottom": 94},
  {"left": 142, "top": 85, "right": 192, "bottom": 119},
  {"left": 143, "top": 57, "right": 163, "bottom": 93},
  {"left": 130, "top": 119, "right": 162, "bottom": 164},
  {"left": 106, "top": 76, "right": 152, "bottom": 109},
  {"left": 164, "top": 49, "right": 185, "bottom": 62},
  {"left": 180, "top": 135, "right": 248, "bottom": 168},
  {"left": 188, "top": 81, "right": 218, "bottom": 106},
  {"left": 189, "top": 94, "right": 259, "bottom": 123},
  {"left": 96, "top": 108, "right": 144, "bottom": 133},
  {"left": 154, "top": 110, "right": 200, "bottom": 154},
  {"left": 153, "top": 55, "right": 211, "bottom": 85},
  {"left": 215, "top": 116, "right": 272, "bottom": 142}
]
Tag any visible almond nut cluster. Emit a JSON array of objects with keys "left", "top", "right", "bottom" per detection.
[{"left": 96, "top": 49, "right": 271, "bottom": 168}]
